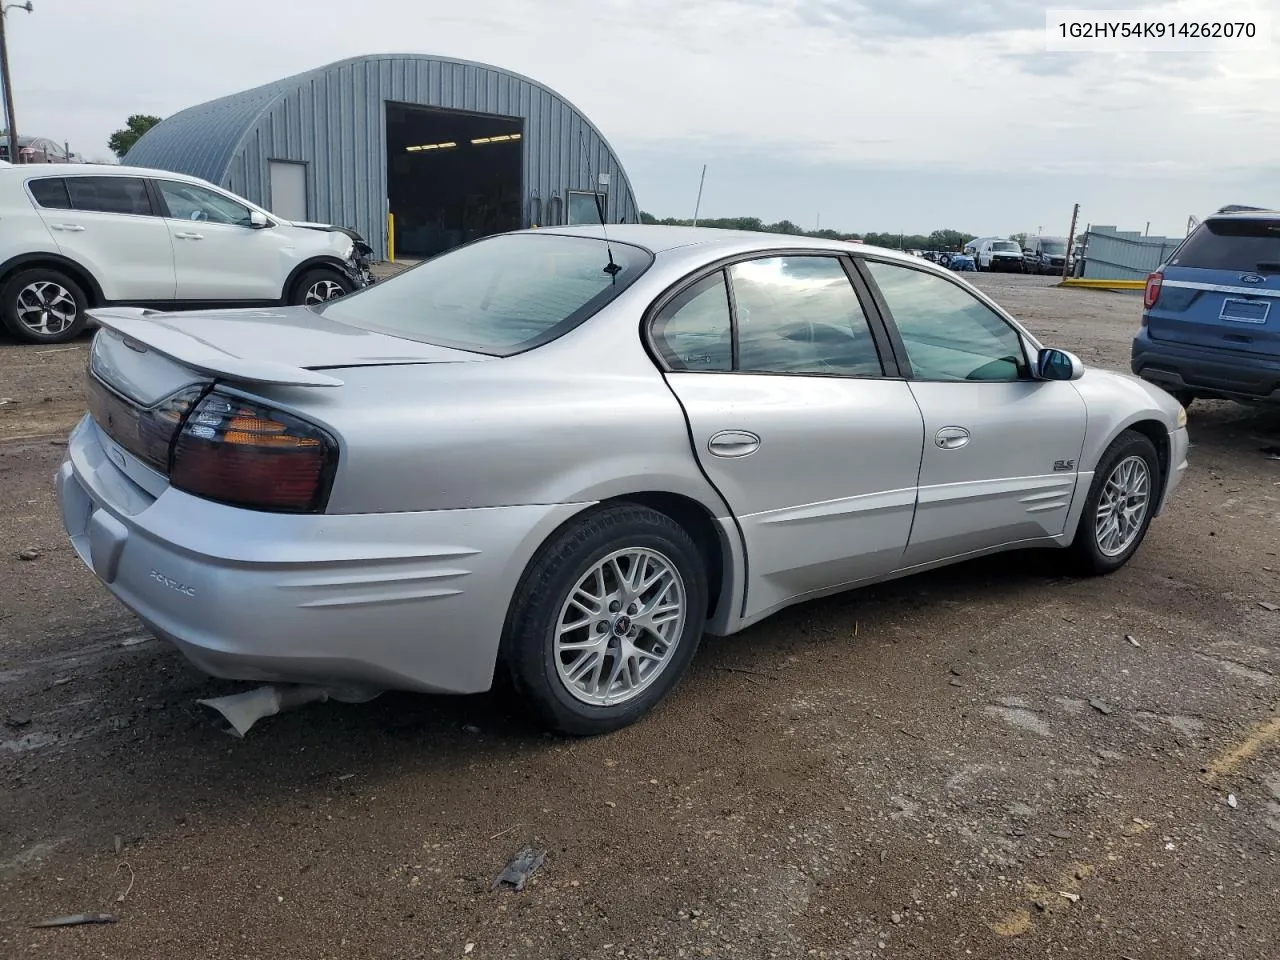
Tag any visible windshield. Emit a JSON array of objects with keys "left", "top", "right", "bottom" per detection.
[
  {"left": 1040, "top": 241, "right": 1066, "bottom": 256},
  {"left": 992, "top": 241, "right": 1020, "bottom": 252},
  {"left": 1171, "top": 218, "right": 1280, "bottom": 271},
  {"left": 320, "top": 233, "right": 653, "bottom": 356}
]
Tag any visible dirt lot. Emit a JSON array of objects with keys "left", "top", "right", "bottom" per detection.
[{"left": 1, "top": 274, "right": 1278, "bottom": 959}]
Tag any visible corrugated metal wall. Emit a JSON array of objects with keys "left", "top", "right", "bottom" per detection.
[
  {"left": 1081, "top": 226, "right": 1183, "bottom": 281},
  {"left": 126, "top": 55, "right": 640, "bottom": 261}
]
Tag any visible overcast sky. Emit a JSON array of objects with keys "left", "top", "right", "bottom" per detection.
[{"left": 4, "top": 0, "right": 1277, "bottom": 237}]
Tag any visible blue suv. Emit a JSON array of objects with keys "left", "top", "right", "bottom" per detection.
[{"left": 1131, "top": 209, "right": 1280, "bottom": 407}]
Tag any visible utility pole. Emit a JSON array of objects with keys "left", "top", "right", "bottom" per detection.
[
  {"left": 1063, "top": 203, "right": 1080, "bottom": 279},
  {"left": 0, "top": 2, "right": 33, "bottom": 166}
]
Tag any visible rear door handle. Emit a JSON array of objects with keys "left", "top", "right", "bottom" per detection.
[
  {"left": 934, "top": 426, "right": 971, "bottom": 449},
  {"left": 50, "top": 223, "right": 85, "bottom": 232},
  {"left": 173, "top": 232, "right": 204, "bottom": 240},
  {"left": 708, "top": 430, "right": 761, "bottom": 458}
]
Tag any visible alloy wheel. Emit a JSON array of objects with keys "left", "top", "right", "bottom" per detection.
[
  {"left": 553, "top": 547, "right": 687, "bottom": 707},
  {"left": 304, "top": 279, "right": 346, "bottom": 305},
  {"left": 1094, "top": 455, "right": 1151, "bottom": 557},
  {"left": 15, "top": 280, "right": 77, "bottom": 336}
]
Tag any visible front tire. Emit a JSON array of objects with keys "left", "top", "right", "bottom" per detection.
[
  {"left": 289, "top": 267, "right": 354, "bottom": 307},
  {"left": 503, "top": 503, "right": 708, "bottom": 736},
  {"left": 1, "top": 267, "right": 89, "bottom": 344},
  {"left": 1068, "top": 430, "right": 1160, "bottom": 575}
]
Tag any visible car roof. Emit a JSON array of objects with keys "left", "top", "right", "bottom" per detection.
[
  {"left": 0, "top": 162, "right": 208, "bottom": 184},
  {"left": 1204, "top": 208, "right": 1280, "bottom": 222},
  {"left": 531, "top": 223, "right": 920, "bottom": 263}
]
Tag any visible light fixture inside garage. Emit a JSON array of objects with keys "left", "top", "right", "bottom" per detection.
[
  {"left": 470, "top": 133, "right": 522, "bottom": 145},
  {"left": 405, "top": 141, "right": 458, "bottom": 152}
]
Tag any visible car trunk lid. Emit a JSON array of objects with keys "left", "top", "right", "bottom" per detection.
[
  {"left": 1146, "top": 216, "right": 1280, "bottom": 358},
  {"left": 83, "top": 305, "right": 488, "bottom": 478}
]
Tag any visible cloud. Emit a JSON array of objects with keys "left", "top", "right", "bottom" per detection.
[{"left": 4, "top": 0, "right": 1277, "bottom": 228}]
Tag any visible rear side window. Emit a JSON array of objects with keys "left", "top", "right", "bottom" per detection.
[
  {"left": 651, "top": 271, "right": 733, "bottom": 372},
  {"left": 28, "top": 178, "right": 71, "bottom": 209},
  {"left": 65, "top": 176, "right": 154, "bottom": 216},
  {"left": 1171, "top": 218, "right": 1280, "bottom": 271}
]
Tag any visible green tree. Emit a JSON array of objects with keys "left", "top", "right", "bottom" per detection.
[
  {"left": 1009, "top": 232, "right": 1029, "bottom": 249},
  {"left": 107, "top": 114, "right": 163, "bottom": 159},
  {"left": 635, "top": 212, "right": 976, "bottom": 250}
]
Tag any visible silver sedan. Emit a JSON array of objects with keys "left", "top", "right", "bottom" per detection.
[{"left": 56, "top": 226, "right": 1189, "bottom": 734}]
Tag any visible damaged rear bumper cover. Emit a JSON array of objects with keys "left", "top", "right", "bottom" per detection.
[{"left": 55, "top": 414, "right": 585, "bottom": 695}]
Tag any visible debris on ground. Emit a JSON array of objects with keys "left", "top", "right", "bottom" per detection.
[
  {"left": 4, "top": 712, "right": 32, "bottom": 729},
  {"left": 1089, "top": 699, "right": 1115, "bottom": 715},
  {"left": 1126, "top": 635, "right": 1142, "bottom": 647},
  {"left": 1262, "top": 446, "right": 1280, "bottom": 461},
  {"left": 30, "top": 913, "right": 118, "bottom": 928},
  {"left": 17, "top": 548, "right": 39, "bottom": 561},
  {"left": 1059, "top": 892, "right": 1081, "bottom": 904},
  {"left": 491, "top": 846, "right": 547, "bottom": 892},
  {"left": 1258, "top": 601, "right": 1279, "bottom": 612},
  {"left": 1227, "top": 794, "right": 1239, "bottom": 809}
]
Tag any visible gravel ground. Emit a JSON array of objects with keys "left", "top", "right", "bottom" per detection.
[{"left": 1, "top": 273, "right": 1278, "bottom": 959}]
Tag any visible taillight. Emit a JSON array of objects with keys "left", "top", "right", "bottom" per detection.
[
  {"left": 1143, "top": 272, "right": 1163, "bottom": 310},
  {"left": 170, "top": 392, "right": 338, "bottom": 513},
  {"left": 85, "top": 375, "right": 204, "bottom": 472}
]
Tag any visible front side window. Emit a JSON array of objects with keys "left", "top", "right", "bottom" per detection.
[
  {"left": 65, "top": 176, "right": 153, "bottom": 216},
  {"left": 863, "top": 260, "right": 1027, "bottom": 382},
  {"left": 321, "top": 232, "right": 651, "bottom": 356},
  {"left": 157, "top": 181, "right": 253, "bottom": 226},
  {"left": 730, "top": 256, "right": 883, "bottom": 377},
  {"left": 651, "top": 271, "right": 733, "bottom": 372}
]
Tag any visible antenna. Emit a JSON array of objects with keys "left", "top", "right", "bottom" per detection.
[
  {"left": 692, "top": 164, "right": 707, "bottom": 226},
  {"left": 578, "top": 131, "right": 620, "bottom": 278}
]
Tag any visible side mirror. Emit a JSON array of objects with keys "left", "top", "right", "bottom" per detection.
[
  {"left": 1035, "top": 347, "right": 1085, "bottom": 381},
  {"left": 249, "top": 210, "right": 272, "bottom": 229}
]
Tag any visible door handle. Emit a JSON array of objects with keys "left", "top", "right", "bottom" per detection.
[
  {"left": 934, "top": 426, "right": 971, "bottom": 449},
  {"left": 50, "top": 223, "right": 85, "bottom": 232},
  {"left": 173, "top": 232, "right": 204, "bottom": 240},
  {"left": 708, "top": 430, "right": 761, "bottom": 458}
]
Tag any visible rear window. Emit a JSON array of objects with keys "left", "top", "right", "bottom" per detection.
[
  {"left": 320, "top": 233, "right": 653, "bottom": 356},
  {"left": 991, "top": 241, "right": 1020, "bottom": 252},
  {"left": 1170, "top": 218, "right": 1280, "bottom": 271}
]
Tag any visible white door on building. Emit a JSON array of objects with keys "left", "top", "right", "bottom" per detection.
[{"left": 268, "top": 161, "right": 307, "bottom": 221}]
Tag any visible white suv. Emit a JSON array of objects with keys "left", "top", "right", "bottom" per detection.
[{"left": 0, "top": 163, "right": 368, "bottom": 344}]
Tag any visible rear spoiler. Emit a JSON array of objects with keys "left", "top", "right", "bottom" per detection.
[{"left": 87, "top": 308, "right": 344, "bottom": 387}]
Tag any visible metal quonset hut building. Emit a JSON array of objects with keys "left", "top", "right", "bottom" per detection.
[{"left": 124, "top": 54, "right": 640, "bottom": 261}]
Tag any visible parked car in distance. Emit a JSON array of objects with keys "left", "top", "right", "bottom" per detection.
[
  {"left": 1024, "top": 236, "right": 1070, "bottom": 275},
  {"left": 57, "top": 225, "right": 1188, "bottom": 735},
  {"left": 945, "top": 251, "right": 976, "bottom": 271},
  {"left": 0, "top": 163, "right": 371, "bottom": 344},
  {"left": 1132, "top": 209, "right": 1280, "bottom": 407},
  {"left": 972, "top": 238, "right": 1026, "bottom": 272}
]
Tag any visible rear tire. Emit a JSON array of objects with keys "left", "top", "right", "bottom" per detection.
[
  {"left": 503, "top": 503, "right": 708, "bottom": 736},
  {"left": 1, "top": 267, "right": 89, "bottom": 344},
  {"left": 289, "top": 268, "right": 354, "bottom": 307},
  {"left": 1068, "top": 430, "right": 1161, "bottom": 576}
]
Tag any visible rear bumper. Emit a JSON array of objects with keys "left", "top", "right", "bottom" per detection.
[
  {"left": 1131, "top": 330, "right": 1280, "bottom": 403},
  {"left": 56, "top": 415, "right": 585, "bottom": 695}
]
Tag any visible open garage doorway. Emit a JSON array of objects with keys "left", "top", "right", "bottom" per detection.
[{"left": 386, "top": 102, "right": 524, "bottom": 259}]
